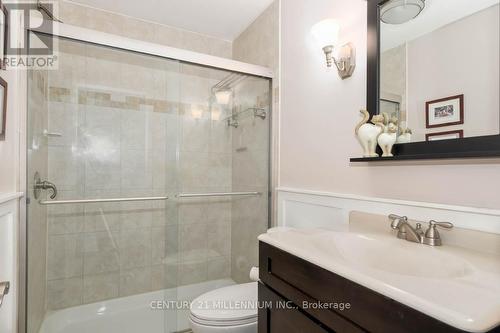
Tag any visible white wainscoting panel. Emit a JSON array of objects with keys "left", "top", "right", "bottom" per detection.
[
  {"left": 0, "top": 193, "right": 22, "bottom": 333},
  {"left": 277, "top": 188, "right": 500, "bottom": 234}
]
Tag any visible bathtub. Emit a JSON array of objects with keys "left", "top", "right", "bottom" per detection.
[{"left": 39, "top": 279, "right": 235, "bottom": 333}]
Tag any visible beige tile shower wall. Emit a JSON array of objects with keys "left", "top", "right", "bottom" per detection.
[
  {"left": 233, "top": 0, "right": 279, "bottom": 226},
  {"left": 55, "top": 0, "right": 232, "bottom": 58},
  {"left": 232, "top": 0, "right": 279, "bottom": 71},
  {"left": 44, "top": 41, "right": 233, "bottom": 310},
  {"left": 27, "top": 70, "right": 49, "bottom": 333},
  {"left": 176, "top": 63, "right": 234, "bottom": 286},
  {"left": 45, "top": 41, "right": 176, "bottom": 310},
  {"left": 380, "top": 44, "right": 406, "bottom": 115},
  {"left": 230, "top": 77, "right": 271, "bottom": 283},
  {"left": 230, "top": 1, "right": 277, "bottom": 283}
]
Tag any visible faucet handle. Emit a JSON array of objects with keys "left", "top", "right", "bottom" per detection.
[
  {"left": 388, "top": 214, "right": 407, "bottom": 229},
  {"left": 428, "top": 220, "right": 454, "bottom": 229},
  {"left": 423, "top": 220, "right": 453, "bottom": 246}
]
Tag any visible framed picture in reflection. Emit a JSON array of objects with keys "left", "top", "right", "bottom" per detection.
[
  {"left": 426, "top": 130, "right": 463, "bottom": 142},
  {"left": 0, "top": 76, "right": 7, "bottom": 140},
  {"left": 426, "top": 94, "right": 464, "bottom": 128}
]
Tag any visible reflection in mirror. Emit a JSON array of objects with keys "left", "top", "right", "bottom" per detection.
[{"left": 380, "top": 0, "right": 500, "bottom": 143}]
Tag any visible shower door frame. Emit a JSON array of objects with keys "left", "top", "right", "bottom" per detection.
[
  {"left": 32, "top": 23, "right": 274, "bottom": 78},
  {"left": 21, "top": 22, "right": 274, "bottom": 333}
]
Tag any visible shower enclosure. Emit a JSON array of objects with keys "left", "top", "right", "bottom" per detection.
[{"left": 25, "top": 27, "right": 271, "bottom": 333}]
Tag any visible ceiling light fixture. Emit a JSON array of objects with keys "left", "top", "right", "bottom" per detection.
[{"left": 380, "top": 0, "right": 426, "bottom": 25}]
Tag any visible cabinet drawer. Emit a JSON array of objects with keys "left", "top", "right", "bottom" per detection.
[{"left": 259, "top": 283, "right": 331, "bottom": 333}]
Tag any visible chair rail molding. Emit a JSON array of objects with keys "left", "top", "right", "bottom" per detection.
[{"left": 276, "top": 187, "right": 500, "bottom": 234}]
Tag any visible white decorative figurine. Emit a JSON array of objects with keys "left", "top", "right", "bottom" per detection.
[
  {"left": 378, "top": 122, "right": 398, "bottom": 157},
  {"left": 396, "top": 128, "right": 412, "bottom": 144},
  {"left": 355, "top": 110, "right": 385, "bottom": 157}
]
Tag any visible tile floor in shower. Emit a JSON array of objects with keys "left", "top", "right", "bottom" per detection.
[{"left": 39, "top": 279, "right": 234, "bottom": 333}]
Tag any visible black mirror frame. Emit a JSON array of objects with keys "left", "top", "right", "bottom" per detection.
[{"left": 352, "top": 0, "right": 500, "bottom": 162}]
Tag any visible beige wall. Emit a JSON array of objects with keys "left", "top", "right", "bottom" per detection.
[
  {"left": 0, "top": 67, "right": 21, "bottom": 193},
  {"left": 407, "top": 4, "right": 500, "bottom": 141},
  {"left": 279, "top": 0, "right": 500, "bottom": 210}
]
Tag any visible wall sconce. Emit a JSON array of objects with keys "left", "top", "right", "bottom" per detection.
[{"left": 311, "top": 19, "right": 356, "bottom": 79}]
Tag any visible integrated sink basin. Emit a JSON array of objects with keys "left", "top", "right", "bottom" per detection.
[
  {"left": 319, "top": 232, "right": 473, "bottom": 279},
  {"left": 259, "top": 227, "right": 500, "bottom": 332}
]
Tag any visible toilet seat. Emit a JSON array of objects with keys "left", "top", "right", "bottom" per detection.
[
  {"left": 189, "top": 282, "right": 258, "bottom": 327},
  {"left": 190, "top": 315, "right": 257, "bottom": 327}
]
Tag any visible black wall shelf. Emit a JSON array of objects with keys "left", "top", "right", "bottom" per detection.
[{"left": 350, "top": 150, "right": 500, "bottom": 162}]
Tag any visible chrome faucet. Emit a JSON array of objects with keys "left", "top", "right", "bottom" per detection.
[
  {"left": 389, "top": 214, "right": 423, "bottom": 243},
  {"left": 388, "top": 215, "right": 453, "bottom": 246}
]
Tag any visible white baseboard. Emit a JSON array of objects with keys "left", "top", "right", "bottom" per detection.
[{"left": 277, "top": 187, "right": 500, "bottom": 234}]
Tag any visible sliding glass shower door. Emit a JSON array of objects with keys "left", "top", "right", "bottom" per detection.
[
  {"left": 27, "top": 33, "right": 271, "bottom": 333},
  {"left": 27, "top": 35, "right": 181, "bottom": 333}
]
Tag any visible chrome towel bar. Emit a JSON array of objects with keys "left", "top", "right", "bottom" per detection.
[
  {"left": 38, "top": 192, "right": 261, "bottom": 205},
  {"left": 38, "top": 196, "right": 169, "bottom": 205},
  {"left": 176, "top": 192, "right": 261, "bottom": 198}
]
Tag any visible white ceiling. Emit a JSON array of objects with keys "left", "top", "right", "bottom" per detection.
[
  {"left": 67, "top": 0, "right": 274, "bottom": 41},
  {"left": 381, "top": 0, "right": 500, "bottom": 51}
]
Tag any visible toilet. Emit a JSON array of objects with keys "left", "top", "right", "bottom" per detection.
[{"left": 189, "top": 282, "right": 258, "bottom": 333}]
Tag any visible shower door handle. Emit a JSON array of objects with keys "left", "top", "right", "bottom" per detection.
[
  {"left": 0, "top": 281, "right": 9, "bottom": 308},
  {"left": 33, "top": 172, "right": 58, "bottom": 199}
]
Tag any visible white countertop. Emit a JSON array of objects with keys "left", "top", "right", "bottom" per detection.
[{"left": 258, "top": 227, "right": 500, "bottom": 332}]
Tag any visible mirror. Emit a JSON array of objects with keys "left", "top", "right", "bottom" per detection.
[{"left": 379, "top": 0, "right": 499, "bottom": 144}]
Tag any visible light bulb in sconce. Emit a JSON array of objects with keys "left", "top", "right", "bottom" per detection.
[
  {"left": 214, "top": 89, "right": 232, "bottom": 105},
  {"left": 211, "top": 107, "right": 222, "bottom": 121},
  {"left": 311, "top": 18, "right": 356, "bottom": 79},
  {"left": 311, "top": 19, "right": 340, "bottom": 67},
  {"left": 191, "top": 107, "right": 203, "bottom": 119}
]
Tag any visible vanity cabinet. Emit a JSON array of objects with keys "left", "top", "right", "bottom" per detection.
[{"left": 258, "top": 242, "right": 498, "bottom": 333}]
